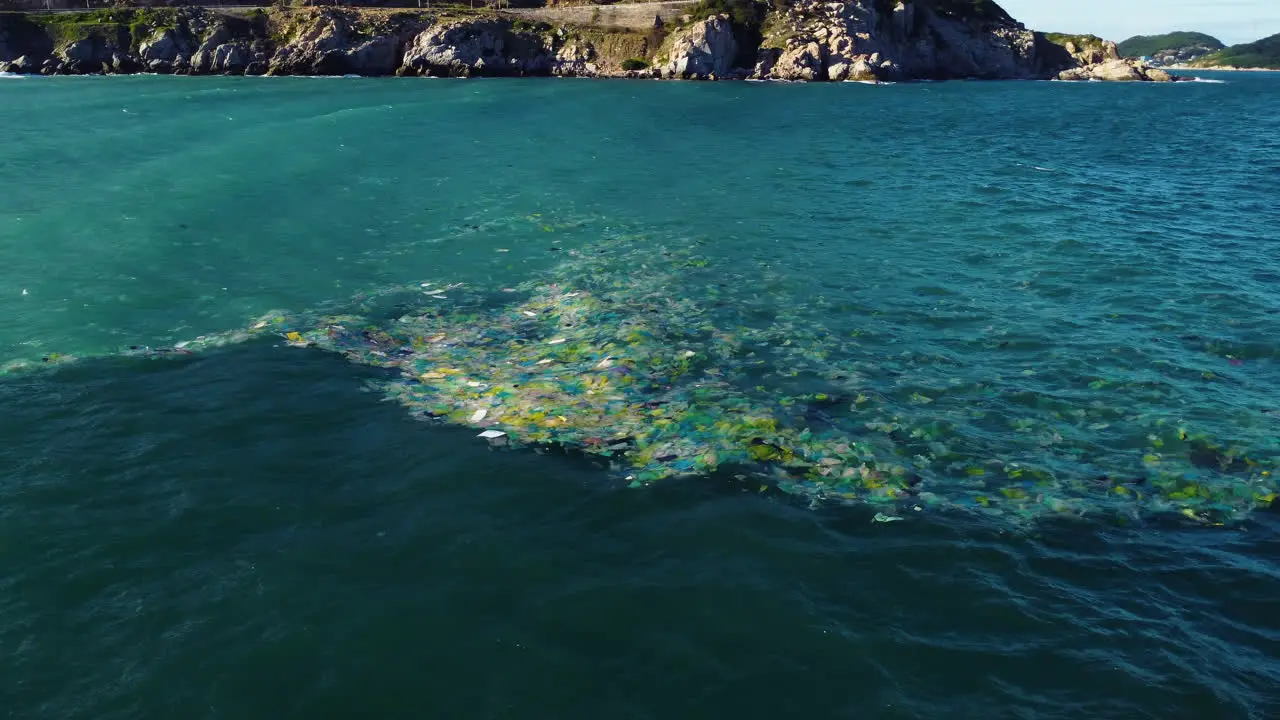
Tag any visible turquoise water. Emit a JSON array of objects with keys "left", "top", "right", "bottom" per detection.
[{"left": 2, "top": 72, "right": 1279, "bottom": 718}]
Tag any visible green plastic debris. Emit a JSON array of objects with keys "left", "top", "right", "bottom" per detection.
[{"left": 7, "top": 223, "right": 1275, "bottom": 529}]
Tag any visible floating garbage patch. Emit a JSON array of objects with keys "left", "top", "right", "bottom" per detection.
[{"left": 4, "top": 230, "right": 1275, "bottom": 527}]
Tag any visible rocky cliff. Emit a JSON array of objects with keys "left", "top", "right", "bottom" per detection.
[
  {"left": 751, "top": 0, "right": 1038, "bottom": 81},
  {"left": 0, "top": 3, "right": 1179, "bottom": 82}
]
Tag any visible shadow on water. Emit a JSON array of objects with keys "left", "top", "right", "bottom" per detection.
[{"left": 1, "top": 344, "right": 1278, "bottom": 719}]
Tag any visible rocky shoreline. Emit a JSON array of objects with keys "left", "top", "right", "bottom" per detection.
[{"left": 0, "top": 3, "right": 1183, "bottom": 82}]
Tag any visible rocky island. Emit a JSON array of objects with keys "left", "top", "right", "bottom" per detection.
[{"left": 0, "top": 0, "right": 1182, "bottom": 82}]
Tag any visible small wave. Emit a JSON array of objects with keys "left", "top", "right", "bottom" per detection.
[
  {"left": 1189, "top": 77, "right": 1228, "bottom": 84},
  {"left": 0, "top": 72, "right": 26, "bottom": 79}
]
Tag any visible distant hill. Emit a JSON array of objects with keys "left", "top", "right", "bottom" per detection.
[
  {"left": 1118, "top": 32, "right": 1223, "bottom": 59},
  {"left": 1192, "top": 33, "right": 1280, "bottom": 69}
]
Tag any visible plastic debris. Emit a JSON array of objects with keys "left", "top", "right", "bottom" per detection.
[
  {"left": 9, "top": 225, "right": 1274, "bottom": 529},
  {"left": 478, "top": 429, "right": 509, "bottom": 446}
]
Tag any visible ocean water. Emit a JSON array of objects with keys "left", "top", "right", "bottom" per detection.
[{"left": 2, "top": 71, "right": 1279, "bottom": 719}]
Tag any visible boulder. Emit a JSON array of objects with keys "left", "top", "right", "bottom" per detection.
[
  {"left": 211, "top": 43, "right": 250, "bottom": 74},
  {"left": 663, "top": 15, "right": 737, "bottom": 79},
  {"left": 267, "top": 12, "right": 351, "bottom": 75},
  {"left": 751, "top": 47, "right": 780, "bottom": 79},
  {"left": 401, "top": 20, "right": 548, "bottom": 77},
  {"left": 190, "top": 24, "right": 237, "bottom": 74},
  {"left": 346, "top": 36, "right": 397, "bottom": 75},
  {"left": 550, "top": 39, "right": 597, "bottom": 77},
  {"left": 1058, "top": 58, "right": 1178, "bottom": 82},
  {"left": 265, "top": 12, "right": 401, "bottom": 76},
  {"left": 5, "top": 55, "right": 35, "bottom": 74},
  {"left": 60, "top": 37, "right": 104, "bottom": 73},
  {"left": 402, "top": 22, "right": 502, "bottom": 76},
  {"left": 1094, "top": 59, "right": 1143, "bottom": 81},
  {"left": 111, "top": 51, "right": 140, "bottom": 74},
  {"left": 771, "top": 41, "right": 824, "bottom": 81},
  {"left": 140, "top": 30, "right": 185, "bottom": 65}
]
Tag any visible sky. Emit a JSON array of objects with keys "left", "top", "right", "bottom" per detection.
[{"left": 998, "top": 0, "right": 1280, "bottom": 45}]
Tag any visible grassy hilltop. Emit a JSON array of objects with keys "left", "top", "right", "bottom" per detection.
[
  {"left": 1117, "top": 31, "right": 1223, "bottom": 58},
  {"left": 1191, "top": 33, "right": 1280, "bottom": 69}
]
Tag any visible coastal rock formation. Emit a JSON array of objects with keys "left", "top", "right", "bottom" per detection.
[
  {"left": 398, "top": 18, "right": 637, "bottom": 77},
  {"left": 400, "top": 19, "right": 549, "bottom": 77},
  {"left": 0, "top": 4, "right": 1184, "bottom": 83},
  {"left": 551, "top": 38, "right": 599, "bottom": 77},
  {"left": 662, "top": 16, "right": 737, "bottom": 79},
  {"left": 758, "top": 0, "right": 1038, "bottom": 81},
  {"left": 2, "top": 54, "right": 36, "bottom": 73},
  {"left": 1060, "top": 37, "right": 1120, "bottom": 65},
  {"left": 1037, "top": 32, "right": 1178, "bottom": 81},
  {"left": 191, "top": 23, "right": 257, "bottom": 75},
  {"left": 139, "top": 30, "right": 188, "bottom": 73},
  {"left": 268, "top": 10, "right": 400, "bottom": 76},
  {"left": 1058, "top": 58, "right": 1174, "bottom": 82}
]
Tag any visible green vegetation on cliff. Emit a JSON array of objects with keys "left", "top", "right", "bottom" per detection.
[
  {"left": 1117, "top": 31, "right": 1222, "bottom": 58},
  {"left": 1041, "top": 32, "right": 1107, "bottom": 53},
  {"left": 1191, "top": 33, "right": 1280, "bottom": 69},
  {"left": 28, "top": 8, "right": 178, "bottom": 50},
  {"left": 688, "top": 0, "right": 764, "bottom": 26}
]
